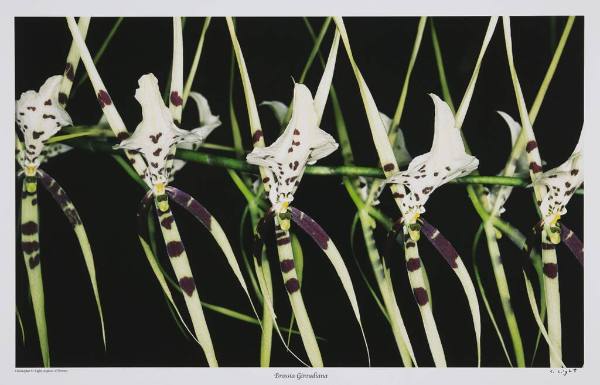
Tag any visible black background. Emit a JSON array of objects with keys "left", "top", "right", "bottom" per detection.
[{"left": 15, "top": 17, "right": 583, "bottom": 367}]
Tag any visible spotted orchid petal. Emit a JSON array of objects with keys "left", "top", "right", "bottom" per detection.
[
  {"left": 170, "top": 91, "right": 222, "bottom": 178},
  {"left": 534, "top": 135, "right": 583, "bottom": 228},
  {"left": 115, "top": 74, "right": 196, "bottom": 191},
  {"left": 246, "top": 83, "right": 338, "bottom": 214},
  {"left": 15, "top": 75, "right": 73, "bottom": 174},
  {"left": 385, "top": 94, "right": 479, "bottom": 223}
]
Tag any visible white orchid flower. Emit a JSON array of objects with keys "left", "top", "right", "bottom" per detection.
[
  {"left": 534, "top": 135, "right": 583, "bottom": 228},
  {"left": 115, "top": 73, "right": 205, "bottom": 201},
  {"left": 246, "top": 83, "right": 338, "bottom": 226},
  {"left": 16, "top": 75, "right": 73, "bottom": 178},
  {"left": 169, "top": 92, "right": 222, "bottom": 178},
  {"left": 385, "top": 93, "right": 479, "bottom": 227}
]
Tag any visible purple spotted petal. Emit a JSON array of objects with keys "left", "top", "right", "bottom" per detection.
[
  {"left": 419, "top": 219, "right": 458, "bottom": 268},
  {"left": 37, "top": 170, "right": 82, "bottom": 227},
  {"left": 289, "top": 207, "right": 331, "bottom": 250},
  {"left": 560, "top": 224, "right": 583, "bottom": 266},
  {"left": 165, "top": 187, "right": 212, "bottom": 229}
]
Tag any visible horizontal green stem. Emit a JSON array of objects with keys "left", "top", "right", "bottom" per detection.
[{"left": 67, "top": 136, "right": 583, "bottom": 192}]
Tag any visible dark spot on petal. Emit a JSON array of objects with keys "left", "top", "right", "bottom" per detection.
[
  {"left": 58, "top": 92, "right": 68, "bottom": 105},
  {"left": 406, "top": 257, "right": 421, "bottom": 272},
  {"left": 28, "top": 254, "right": 41, "bottom": 269},
  {"left": 179, "top": 276, "right": 196, "bottom": 296},
  {"left": 293, "top": 129, "right": 300, "bottom": 135},
  {"left": 392, "top": 192, "right": 404, "bottom": 198},
  {"left": 64, "top": 62, "right": 75, "bottom": 81},
  {"left": 148, "top": 133, "right": 162, "bottom": 143},
  {"left": 21, "top": 221, "right": 38, "bottom": 235},
  {"left": 383, "top": 163, "right": 395, "bottom": 172},
  {"left": 529, "top": 162, "right": 543, "bottom": 173},
  {"left": 277, "top": 237, "right": 291, "bottom": 246},
  {"left": 153, "top": 148, "right": 162, "bottom": 157},
  {"left": 413, "top": 287, "right": 429, "bottom": 306},
  {"left": 262, "top": 177, "right": 270, "bottom": 183},
  {"left": 280, "top": 259, "right": 295, "bottom": 273},
  {"left": 526, "top": 140, "right": 538, "bottom": 152},
  {"left": 32, "top": 131, "right": 44, "bottom": 140},
  {"left": 166, "top": 241, "right": 184, "bottom": 258},
  {"left": 285, "top": 278, "right": 300, "bottom": 293},
  {"left": 543, "top": 263, "right": 558, "bottom": 278},
  {"left": 422, "top": 186, "right": 433, "bottom": 194},
  {"left": 117, "top": 132, "right": 130, "bottom": 141},
  {"left": 97, "top": 90, "right": 112, "bottom": 108},
  {"left": 252, "top": 130, "right": 263, "bottom": 144},
  {"left": 405, "top": 241, "right": 416, "bottom": 248},
  {"left": 541, "top": 242, "right": 555, "bottom": 250},
  {"left": 170, "top": 91, "right": 183, "bottom": 106},
  {"left": 160, "top": 216, "right": 174, "bottom": 230},
  {"left": 22, "top": 241, "right": 40, "bottom": 254},
  {"left": 571, "top": 169, "right": 579, "bottom": 176},
  {"left": 44, "top": 99, "right": 52, "bottom": 106}
]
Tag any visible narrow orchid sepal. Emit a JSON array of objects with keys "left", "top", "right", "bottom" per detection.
[
  {"left": 385, "top": 94, "right": 479, "bottom": 232},
  {"left": 37, "top": 170, "right": 106, "bottom": 348},
  {"left": 165, "top": 186, "right": 260, "bottom": 322},
  {"left": 559, "top": 225, "right": 583, "bottom": 266},
  {"left": 289, "top": 207, "right": 371, "bottom": 366},
  {"left": 246, "top": 83, "right": 338, "bottom": 216},
  {"left": 419, "top": 219, "right": 482, "bottom": 366}
]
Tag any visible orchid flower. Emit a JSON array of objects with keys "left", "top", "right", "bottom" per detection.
[
  {"left": 335, "top": 16, "right": 486, "bottom": 367},
  {"left": 68, "top": 15, "right": 259, "bottom": 367},
  {"left": 385, "top": 94, "right": 479, "bottom": 238},
  {"left": 113, "top": 74, "right": 258, "bottom": 367},
  {"left": 16, "top": 74, "right": 105, "bottom": 367},
  {"left": 229, "top": 19, "right": 369, "bottom": 367},
  {"left": 247, "top": 83, "right": 338, "bottom": 225},
  {"left": 534, "top": 136, "right": 583, "bottom": 231}
]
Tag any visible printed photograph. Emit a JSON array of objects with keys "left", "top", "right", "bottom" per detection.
[{"left": 15, "top": 16, "right": 583, "bottom": 368}]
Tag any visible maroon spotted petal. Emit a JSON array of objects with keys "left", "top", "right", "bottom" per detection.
[
  {"left": 165, "top": 187, "right": 213, "bottom": 229},
  {"left": 560, "top": 224, "right": 583, "bottom": 266},
  {"left": 289, "top": 207, "right": 330, "bottom": 250},
  {"left": 419, "top": 219, "right": 459, "bottom": 269},
  {"left": 37, "top": 170, "right": 82, "bottom": 227}
]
